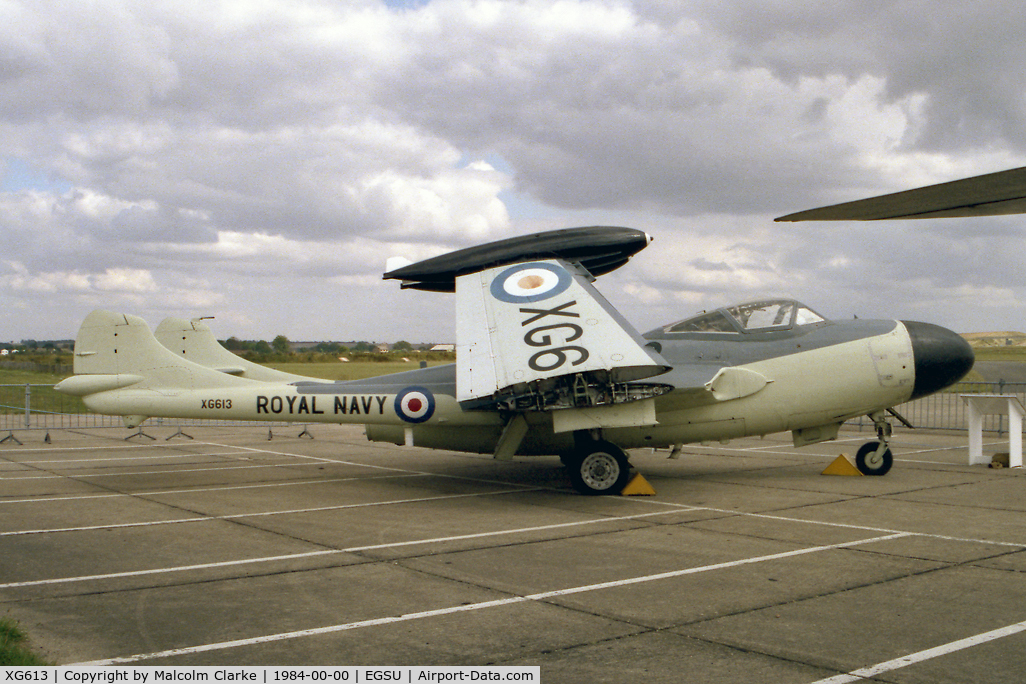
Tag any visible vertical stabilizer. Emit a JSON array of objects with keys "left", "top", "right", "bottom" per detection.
[
  {"left": 154, "top": 317, "right": 318, "bottom": 383},
  {"left": 69, "top": 310, "right": 258, "bottom": 391},
  {"left": 74, "top": 310, "right": 169, "bottom": 376}
]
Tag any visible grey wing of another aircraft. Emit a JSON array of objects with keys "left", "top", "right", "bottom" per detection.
[{"left": 776, "top": 165, "right": 1026, "bottom": 221}]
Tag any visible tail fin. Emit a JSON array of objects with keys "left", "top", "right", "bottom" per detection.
[
  {"left": 58, "top": 310, "right": 257, "bottom": 396},
  {"left": 154, "top": 317, "right": 318, "bottom": 383}
]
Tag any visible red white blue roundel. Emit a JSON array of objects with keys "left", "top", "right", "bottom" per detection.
[
  {"left": 489, "top": 262, "right": 572, "bottom": 303},
  {"left": 395, "top": 387, "right": 435, "bottom": 423}
]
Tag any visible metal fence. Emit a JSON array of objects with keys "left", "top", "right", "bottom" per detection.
[
  {"left": 3, "top": 381, "right": 1026, "bottom": 443},
  {"left": 845, "top": 381, "right": 1026, "bottom": 435},
  {"left": 0, "top": 384, "right": 117, "bottom": 431}
]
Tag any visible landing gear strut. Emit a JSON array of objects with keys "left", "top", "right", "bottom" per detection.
[
  {"left": 563, "top": 434, "right": 632, "bottom": 495},
  {"left": 856, "top": 412, "right": 894, "bottom": 476}
]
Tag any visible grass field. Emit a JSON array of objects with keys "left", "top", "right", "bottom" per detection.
[
  {"left": 970, "top": 346, "right": 1026, "bottom": 363},
  {"left": 0, "top": 372, "right": 88, "bottom": 415},
  {"left": 267, "top": 360, "right": 452, "bottom": 381},
  {"left": 0, "top": 367, "right": 72, "bottom": 385},
  {"left": 0, "top": 618, "right": 48, "bottom": 665}
]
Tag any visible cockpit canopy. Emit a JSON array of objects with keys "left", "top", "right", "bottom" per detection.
[{"left": 661, "top": 299, "right": 826, "bottom": 335}]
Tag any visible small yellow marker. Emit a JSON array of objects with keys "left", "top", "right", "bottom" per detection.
[
  {"left": 822, "top": 454, "right": 863, "bottom": 476},
  {"left": 621, "top": 472, "right": 657, "bottom": 495}
]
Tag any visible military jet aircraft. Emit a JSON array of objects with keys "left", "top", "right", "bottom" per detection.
[{"left": 57, "top": 165, "right": 1015, "bottom": 495}]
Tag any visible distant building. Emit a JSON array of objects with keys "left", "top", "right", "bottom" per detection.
[{"left": 963, "top": 332, "right": 1026, "bottom": 348}]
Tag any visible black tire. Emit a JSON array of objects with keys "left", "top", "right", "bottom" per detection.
[
  {"left": 856, "top": 441, "right": 893, "bottom": 476},
  {"left": 566, "top": 441, "right": 631, "bottom": 495}
]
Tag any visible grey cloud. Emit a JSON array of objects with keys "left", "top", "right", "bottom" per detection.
[
  {"left": 0, "top": 2, "right": 178, "bottom": 120},
  {"left": 678, "top": 1, "right": 1026, "bottom": 154},
  {"left": 2, "top": 0, "right": 1026, "bottom": 340},
  {"left": 690, "top": 257, "right": 732, "bottom": 272},
  {"left": 363, "top": 4, "right": 887, "bottom": 214},
  {"left": 109, "top": 205, "right": 218, "bottom": 243}
]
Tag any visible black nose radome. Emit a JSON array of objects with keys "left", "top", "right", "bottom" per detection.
[{"left": 903, "top": 320, "right": 975, "bottom": 400}]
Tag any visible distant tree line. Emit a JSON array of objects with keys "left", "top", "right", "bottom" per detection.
[
  {"left": 1, "top": 337, "right": 453, "bottom": 367},
  {"left": 0, "top": 341, "right": 74, "bottom": 367},
  {"left": 5, "top": 340, "right": 73, "bottom": 352},
  {"left": 220, "top": 335, "right": 453, "bottom": 363}
]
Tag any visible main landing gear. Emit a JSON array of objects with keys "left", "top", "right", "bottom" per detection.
[
  {"left": 562, "top": 433, "right": 632, "bottom": 495},
  {"left": 855, "top": 412, "right": 895, "bottom": 476}
]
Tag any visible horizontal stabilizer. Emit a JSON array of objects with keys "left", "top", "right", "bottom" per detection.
[
  {"left": 776, "top": 165, "right": 1026, "bottom": 221},
  {"left": 54, "top": 374, "right": 144, "bottom": 397}
]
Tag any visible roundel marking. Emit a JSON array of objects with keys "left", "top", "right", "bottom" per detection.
[
  {"left": 489, "top": 262, "right": 572, "bottom": 303},
  {"left": 395, "top": 386, "right": 435, "bottom": 423}
]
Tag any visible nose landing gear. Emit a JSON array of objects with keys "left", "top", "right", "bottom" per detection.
[{"left": 856, "top": 412, "right": 896, "bottom": 476}]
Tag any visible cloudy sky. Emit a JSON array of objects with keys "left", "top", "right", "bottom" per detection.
[{"left": 3, "top": 0, "right": 1026, "bottom": 343}]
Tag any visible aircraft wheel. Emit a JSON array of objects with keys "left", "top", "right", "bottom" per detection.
[
  {"left": 855, "top": 441, "right": 893, "bottom": 476},
  {"left": 566, "top": 441, "right": 631, "bottom": 495}
]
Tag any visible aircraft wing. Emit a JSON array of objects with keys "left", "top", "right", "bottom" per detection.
[
  {"left": 455, "top": 259, "right": 670, "bottom": 407},
  {"left": 776, "top": 165, "right": 1026, "bottom": 221}
]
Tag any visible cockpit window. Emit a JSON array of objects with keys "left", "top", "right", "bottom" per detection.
[
  {"left": 662, "top": 299, "right": 826, "bottom": 335},
  {"left": 666, "top": 310, "right": 737, "bottom": 334},
  {"left": 727, "top": 300, "right": 794, "bottom": 330},
  {"left": 794, "top": 305, "right": 825, "bottom": 326}
]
